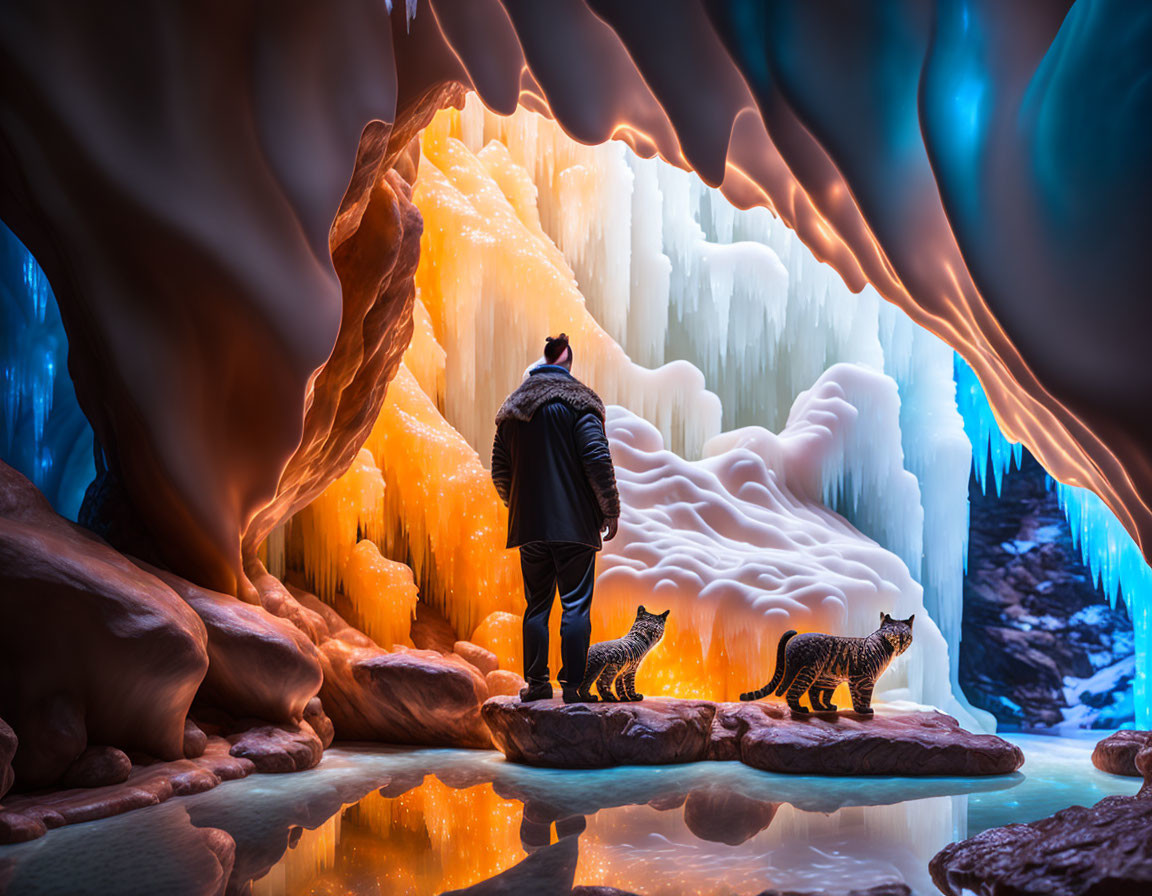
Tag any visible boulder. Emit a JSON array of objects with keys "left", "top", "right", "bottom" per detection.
[
  {"left": 60, "top": 746, "right": 132, "bottom": 789},
  {"left": 486, "top": 669, "right": 528, "bottom": 698},
  {"left": 149, "top": 566, "right": 324, "bottom": 724},
  {"left": 183, "top": 719, "right": 208, "bottom": 759},
  {"left": 271, "top": 581, "right": 493, "bottom": 749},
  {"left": 319, "top": 642, "right": 493, "bottom": 748},
  {"left": 482, "top": 697, "right": 1022, "bottom": 776},
  {"left": 226, "top": 722, "right": 323, "bottom": 774},
  {"left": 717, "top": 702, "right": 1024, "bottom": 776},
  {"left": 930, "top": 793, "right": 1152, "bottom": 895},
  {"left": 0, "top": 462, "right": 209, "bottom": 789},
  {"left": 1091, "top": 729, "right": 1151, "bottom": 777},
  {"left": 455, "top": 640, "right": 499, "bottom": 676},
  {"left": 482, "top": 696, "right": 717, "bottom": 768}
]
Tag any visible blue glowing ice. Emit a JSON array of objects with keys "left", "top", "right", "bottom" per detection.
[
  {"left": 0, "top": 221, "right": 94, "bottom": 519},
  {"left": 1054, "top": 480, "right": 1152, "bottom": 726},
  {"left": 954, "top": 351, "right": 1151, "bottom": 727},
  {"left": 953, "top": 354, "right": 1022, "bottom": 499}
]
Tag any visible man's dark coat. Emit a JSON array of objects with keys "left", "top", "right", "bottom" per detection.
[{"left": 491, "top": 365, "right": 620, "bottom": 549}]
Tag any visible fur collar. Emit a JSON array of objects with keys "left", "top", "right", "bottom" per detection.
[{"left": 495, "top": 367, "right": 606, "bottom": 425}]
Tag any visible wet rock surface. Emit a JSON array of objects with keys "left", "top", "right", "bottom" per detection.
[
  {"left": 961, "top": 456, "right": 1134, "bottom": 729},
  {"left": 930, "top": 792, "right": 1152, "bottom": 896},
  {"left": 482, "top": 697, "right": 717, "bottom": 768},
  {"left": 1091, "top": 729, "right": 1152, "bottom": 777},
  {"left": 226, "top": 722, "right": 323, "bottom": 774},
  {"left": 482, "top": 697, "right": 1022, "bottom": 775},
  {"left": 718, "top": 703, "right": 1024, "bottom": 777},
  {"left": 0, "top": 737, "right": 254, "bottom": 843}
]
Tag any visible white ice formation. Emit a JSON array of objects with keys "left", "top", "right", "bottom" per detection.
[
  {"left": 445, "top": 96, "right": 984, "bottom": 724},
  {"left": 599, "top": 368, "right": 971, "bottom": 724}
]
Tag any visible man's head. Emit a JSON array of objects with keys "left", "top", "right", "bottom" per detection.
[{"left": 544, "top": 333, "right": 572, "bottom": 369}]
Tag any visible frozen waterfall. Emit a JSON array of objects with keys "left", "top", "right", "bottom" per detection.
[{"left": 450, "top": 96, "right": 983, "bottom": 725}]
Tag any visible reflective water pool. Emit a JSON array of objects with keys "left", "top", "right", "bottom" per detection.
[{"left": 0, "top": 734, "right": 1139, "bottom": 895}]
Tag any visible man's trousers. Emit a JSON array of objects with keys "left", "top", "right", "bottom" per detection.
[{"left": 518, "top": 541, "right": 597, "bottom": 690}]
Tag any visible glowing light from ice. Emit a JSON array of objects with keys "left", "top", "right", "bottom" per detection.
[
  {"left": 0, "top": 220, "right": 94, "bottom": 519},
  {"left": 954, "top": 353, "right": 1022, "bottom": 497},
  {"left": 443, "top": 97, "right": 982, "bottom": 720}
]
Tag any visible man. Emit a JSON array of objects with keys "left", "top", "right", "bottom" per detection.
[{"left": 491, "top": 333, "right": 620, "bottom": 703}]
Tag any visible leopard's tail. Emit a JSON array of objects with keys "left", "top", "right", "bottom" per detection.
[{"left": 739, "top": 630, "right": 797, "bottom": 701}]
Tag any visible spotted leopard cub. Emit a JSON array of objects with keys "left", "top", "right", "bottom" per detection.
[
  {"left": 740, "top": 613, "right": 914, "bottom": 714},
  {"left": 577, "top": 606, "right": 669, "bottom": 703}
]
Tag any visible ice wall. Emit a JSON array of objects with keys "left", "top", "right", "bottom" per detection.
[
  {"left": 0, "top": 220, "right": 93, "bottom": 519},
  {"left": 449, "top": 97, "right": 977, "bottom": 719},
  {"left": 956, "top": 353, "right": 1152, "bottom": 727},
  {"left": 414, "top": 110, "right": 722, "bottom": 461}
]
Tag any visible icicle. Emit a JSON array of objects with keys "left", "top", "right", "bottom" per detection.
[
  {"left": 877, "top": 303, "right": 971, "bottom": 695},
  {"left": 953, "top": 353, "right": 1022, "bottom": 495},
  {"left": 361, "top": 363, "right": 522, "bottom": 639},
  {"left": 416, "top": 105, "right": 722, "bottom": 460},
  {"left": 291, "top": 447, "right": 387, "bottom": 603}
]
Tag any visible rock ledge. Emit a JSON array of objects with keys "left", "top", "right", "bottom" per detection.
[{"left": 482, "top": 697, "right": 1023, "bottom": 776}]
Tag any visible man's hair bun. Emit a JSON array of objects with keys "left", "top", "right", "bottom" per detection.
[{"left": 544, "top": 333, "right": 570, "bottom": 363}]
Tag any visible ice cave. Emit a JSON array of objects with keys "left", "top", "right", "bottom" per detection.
[{"left": 1, "top": 3, "right": 1151, "bottom": 895}]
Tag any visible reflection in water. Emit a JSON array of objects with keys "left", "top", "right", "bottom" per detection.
[
  {"left": 0, "top": 736, "right": 1139, "bottom": 896},
  {"left": 251, "top": 815, "right": 340, "bottom": 896}
]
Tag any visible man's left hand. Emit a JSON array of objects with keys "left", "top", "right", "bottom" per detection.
[{"left": 602, "top": 517, "right": 619, "bottom": 541}]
